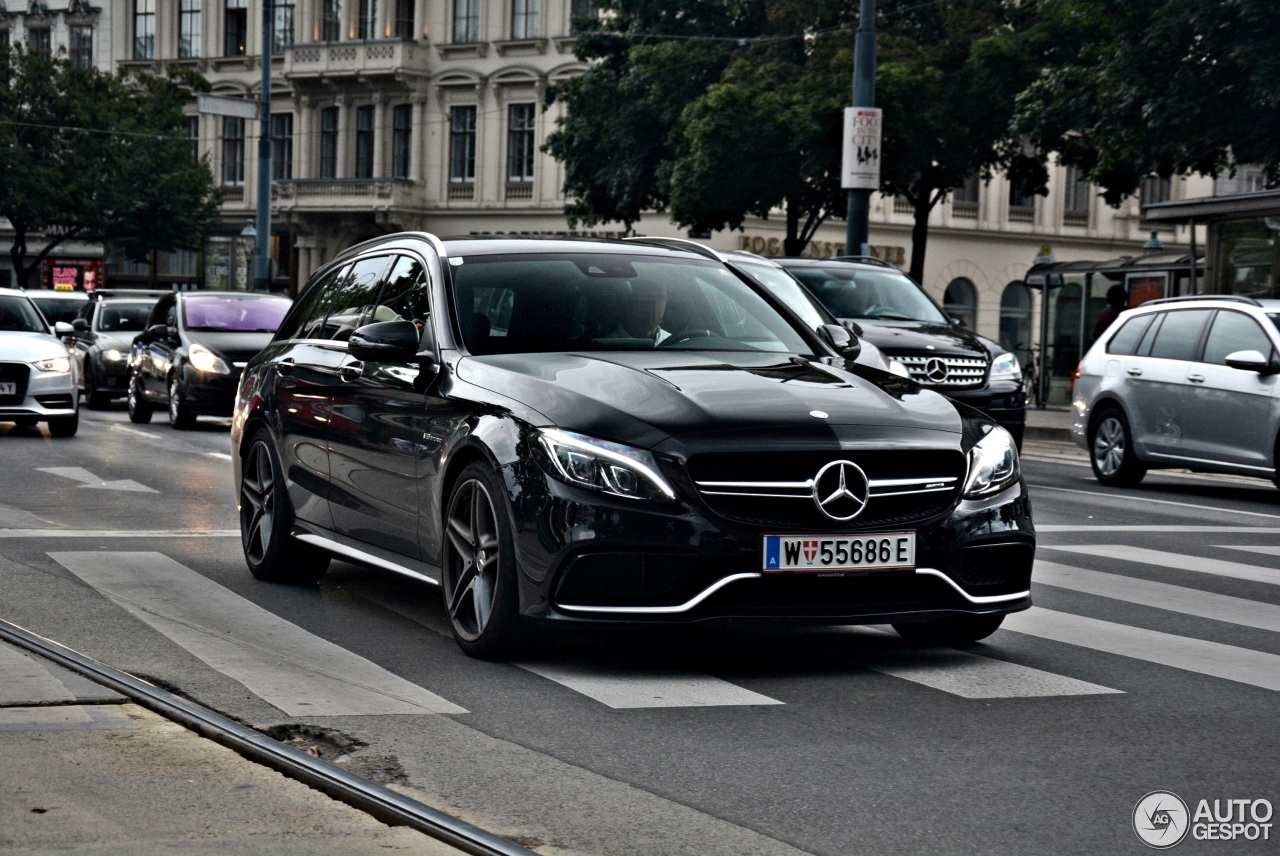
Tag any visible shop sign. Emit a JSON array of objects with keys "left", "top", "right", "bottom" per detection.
[
  {"left": 41, "top": 258, "right": 102, "bottom": 291},
  {"left": 737, "top": 235, "right": 906, "bottom": 266},
  {"left": 842, "top": 107, "right": 882, "bottom": 190}
]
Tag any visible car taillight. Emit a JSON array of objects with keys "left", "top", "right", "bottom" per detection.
[{"left": 1072, "top": 361, "right": 1083, "bottom": 380}]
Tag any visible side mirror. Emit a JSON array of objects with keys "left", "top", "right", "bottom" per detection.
[
  {"left": 349, "top": 319, "right": 427, "bottom": 364},
  {"left": 819, "top": 323, "right": 862, "bottom": 360},
  {"left": 72, "top": 318, "right": 89, "bottom": 333},
  {"left": 54, "top": 321, "right": 75, "bottom": 338},
  {"left": 948, "top": 315, "right": 965, "bottom": 328},
  {"left": 1224, "top": 349, "right": 1277, "bottom": 374},
  {"left": 146, "top": 324, "right": 170, "bottom": 341}
]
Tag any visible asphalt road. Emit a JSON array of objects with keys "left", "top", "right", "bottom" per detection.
[{"left": 1, "top": 407, "right": 1277, "bottom": 855}]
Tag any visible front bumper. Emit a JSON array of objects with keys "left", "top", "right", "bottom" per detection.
[
  {"left": 178, "top": 364, "right": 243, "bottom": 416},
  {"left": 0, "top": 361, "right": 78, "bottom": 421}
]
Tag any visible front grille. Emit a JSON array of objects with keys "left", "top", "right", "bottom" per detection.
[
  {"left": 896, "top": 354, "right": 987, "bottom": 389},
  {"left": 921, "top": 541, "right": 1034, "bottom": 596},
  {"left": 687, "top": 450, "right": 964, "bottom": 531},
  {"left": 0, "top": 363, "right": 31, "bottom": 405},
  {"left": 699, "top": 571, "right": 962, "bottom": 617}
]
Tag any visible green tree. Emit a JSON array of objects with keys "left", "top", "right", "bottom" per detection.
[
  {"left": 1015, "top": 0, "right": 1280, "bottom": 201},
  {"left": 0, "top": 46, "right": 219, "bottom": 288}
]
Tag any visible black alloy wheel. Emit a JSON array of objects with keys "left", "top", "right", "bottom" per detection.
[
  {"left": 239, "top": 429, "right": 329, "bottom": 584},
  {"left": 127, "top": 372, "right": 152, "bottom": 424},
  {"left": 892, "top": 614, "right": 1005, "bottom": 645},
  {"left": 442, "top": 463, "right": 523, "bottom": 659},
  {"left": 1089, "top": 407, "right": 1146, "bottom": 487},
  {"left": 168, "top": 374, "right": 195, "bottom": 429}
]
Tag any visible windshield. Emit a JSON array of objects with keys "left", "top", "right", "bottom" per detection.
[
  {"left": 0, "top": 295, "right": 50, "bottom": 333},
  {"left": 28, "top": 295, "right": 88, "bottom": 325},
  {"left": 737, "top": 261, "right": 831, "bottom": 330},
  {"left": 452, "top": 253, "right": 812, "bottom": 356},
  {"left": 789, "top": 267, "right": 949, "bottom": 324},
  {"left": 183, "top": 295, "right": 291, "bottom": 333},
  {"left": 96, "top": 302, "right": 153, "bottom": 333}
]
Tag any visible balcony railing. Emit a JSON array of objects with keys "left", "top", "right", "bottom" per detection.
[
  {"left": 505, "top": 182, "right": 533, "bottom": 201},
  {"left": 272, "top": 178, "right": 415, "bottom": 209},
  {"left": 284, "top": 39, "right": 429, "bottom": 80}
]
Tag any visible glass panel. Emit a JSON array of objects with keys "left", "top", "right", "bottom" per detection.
[
  {"left": 183, "top": 295, "right": 292, "bottom": 332},
  {"left": 1203, "top": 311, "right": 1273, "bottom": 365},
  {"left": 1105, "top": 314, "right": 1153, "bottom": 356},
  {"left": 1148, "top": 310, "right": 1211, "bottom": 361}
]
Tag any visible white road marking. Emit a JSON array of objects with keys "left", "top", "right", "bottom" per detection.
[
  {"left": 206, "top": 452, "right": 232, "bottom": 460},
  {"left": 1004, "top": 607, "right": 1280, "bottom": 691},
  {"left": 1035, "top": 560, "right": 1280, "bottom": 633},
  {"left": 1219, "top": 545, "right": 1280, "bottom": 562},
  {"left": 0, "top": 529, "right": 238, "bottom": 538},
  {"left": 515, "top": 662, "right": 784, "bottom": 709},
  {"left": 37, "top": 466, "right": 156, "bottom": 493},
  {"left": 49, "top": 551, "right": 466, "bottom": 716},
  {"left": 1037, "top": 526, "right": 1280, "bottom": 533},
  {"left": 1030, "top": 485, "right": 1280, "bottom": 519},
  {"left": 866, "top": 648, "right": 1122, "bottom": 698},
  {"left": 0, "top": 642, "right": 74, "bottom": 705},
  {"left": 1044, "top": 545, "right": 1280, "bottom": 587}
]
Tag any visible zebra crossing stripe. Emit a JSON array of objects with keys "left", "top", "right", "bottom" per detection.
[
  {"left": 49, "top": 551, "right": 467, "bottom": 717},
  {"left": 1035, "top": 561, "right": 1280, "bottom": 633},
  {"left": 1043, "top": 545, "right": 1280, "bottom": 587},
  {"left": 1003, "top": 607, "right": 1280, "bottom": 692},
  {"left": 865, "top": 648, "right": 1123, "bottom": 698},
  {"left": 514, "top": 662, "right": 784, "bottom": 709},
  {"left": 0, "top": 641, "right": 75, "bottom": 705}
]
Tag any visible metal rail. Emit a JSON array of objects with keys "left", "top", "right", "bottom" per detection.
[{"left": 0, "top": 618, "right": 535, "bottom": 856}]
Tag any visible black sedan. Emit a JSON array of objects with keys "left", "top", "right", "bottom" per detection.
[
  {"left": 232, "top": 236, "right": 1034, "bottom": 659},
  {"left": 129, "top": 291, "right": 291, "bottom": 429},
  {"left": 71, "top": 294, "right": 163, "bottom": 407}
]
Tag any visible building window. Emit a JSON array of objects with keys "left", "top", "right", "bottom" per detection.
[
  {"left": 356, "top": 0, "right": 375, "bottom": 39},
  {"left": 69, "top": 25, "right": 94, "bottom": 67},
  {"left": 186, "top": 115, "right": 200, "bottom": 162},
  {"left": 511, "top": 0, "right": 537, "bottom": 39},
  {"left": 354, "top": 105, "right": 374, "bottom": 179},
  {"left": 320, "top": 107, "right": 339, "bottom": 178},
  {"left": 394, "top": 0, "right": 414, "bottom": 38},
  {"left": 177, "top": 0, "right": 201, "bottom": 58},
  {"left": 221, "top": 117, "right": 245, "bottom": 186},
  {"left": 943, "top": 278, "right": 977, "bottom": 330},
  {"left": 951, "top": 174, "right": 979, "bottom": 218},
  {"left": 1008, "top": 185, "right": 1036, "bottom": 223},
  {"left": 271, "top": 113, "right": 293, "bottom": 180},
  {"left": 0, "top": 30, "right": 9, "bottom": 52},
  {"left": 28, "top": 28, "right": 52, "bottom": 62},
  {"left": 449, "top": 105, "right": 477, "bottom": 184},
  {"left": 225, "top": 0, "right": 248, "bottom": 56},
  {"left": 274, "top": 0, "right": 295, "bottom": 51},
  {"left": 1063, "top": 164, "right": 1091, "bottom": 225},
  {"left": 453, "top": 0, "right": 479, "bottom": 43},
  {"left": 322, "top": 0, "right": 342, "bottom": 41},
  {"left": 570, "top": 0, "right": 594, "bottom": 33},
  {"left": 134, "top": 0, "right": 156, "bottom": 59},
  {"left": 1140, "top": 175, "right": 1171, "bottom": 206},
  {"left": 391, "top": 104, "right": 411, "bottom": 179},
  {"left": 507, "top": 103, "right": 535, "bottom": 184}
]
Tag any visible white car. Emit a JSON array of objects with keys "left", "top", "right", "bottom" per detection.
[{"left": 0, "top": 288, "right": 79, "bottom": 436}]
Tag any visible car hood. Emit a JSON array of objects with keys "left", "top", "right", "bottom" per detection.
[
  {"left": 93, "top": 332, "right": 139, "bottom": 352},
  {"left": 455, "top": 351, "right": 962, "bottom": 449},
  {"left": 0, "top": 331, "right": 69, "bottom": 363},
  {"left": 185, "top": 331, "right": 276, "bottom": 363},
  {"left": 854, "top": 321, "right": 990, "bottom": 358}
]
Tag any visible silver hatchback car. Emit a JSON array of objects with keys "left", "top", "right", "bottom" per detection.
[{"left": 1072, "top": 295, "right": 1280, "bottom": 487}]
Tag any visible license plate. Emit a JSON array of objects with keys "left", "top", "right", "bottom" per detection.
[
  {"left": 0, "top": 382, "right": 14, "bottom": 396},
  {"left": 763, "top": 532, "right": 915, "bottom": 572}
]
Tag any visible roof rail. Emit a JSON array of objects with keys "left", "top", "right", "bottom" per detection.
[
  {"left": 1144, "top": 294, "right": 1262, "bottom": 307},
  {"left": 832, "top": 255, "right": 899, "bottom": 269},
  {"left": 622, "top": 236, "right": 724, "bottom": 262}
]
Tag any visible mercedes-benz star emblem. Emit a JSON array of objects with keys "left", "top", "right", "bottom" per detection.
[
  {"left": 812, "top": 460, "right": 870, "bottom": 521},
  {"left": 924, "top": 357, "right": 949, "bottom": 383}
]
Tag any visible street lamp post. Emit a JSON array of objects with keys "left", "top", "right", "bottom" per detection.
[
  {"left": 254, "top": 0, "right": 274, "bottom": 291},
  {"left": 844, "top": 0, "right": 878, "bottom": 257}
]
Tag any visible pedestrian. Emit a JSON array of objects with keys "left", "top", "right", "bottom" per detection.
[{"left": 1092, "top": 284, "right": 1127, "bottom": 342}]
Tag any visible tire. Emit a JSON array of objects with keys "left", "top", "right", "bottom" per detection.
[
  {"left": 127, "top": 373, "right": 152, "bottom": 424},
  {"left": 442, "top": 462, "right": 525, "bottom": 659},
  {"left": 1088, "top": 407, "right": 1146, "bottom": 486},
  {"left": 168, "top": 374, "right": 195, "bottom": 429},
  {"left": 893, "top": 614, "right": 1005, "bottom": 645},
  {"left": 239, "top": 429, "right": 330, "bottom": 584},
  {"left": 47, "top": 411, "right": 79, "bottom": 438},
  {"left": 85, "top": 365, "right": 111, "bottom": 409}
]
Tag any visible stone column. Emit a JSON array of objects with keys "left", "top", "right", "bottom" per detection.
[
  {"left": 372, "top": 91, "right": 387, "bottom": 177},
  {"left": 334, "top": 93, "right": 349, "bottom": 178}
]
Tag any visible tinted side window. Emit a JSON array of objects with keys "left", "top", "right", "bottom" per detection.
[
  {"left": 1203, "top": 311, "right": 1274, "bottom": 365},
  {"left": 275, "top": 264, "right": 346, "bottom": 341},
  {"left": 322, "top": 255, "right": 392, "bottom": 340},
  {"left": 148, "top": 296, "right": 175, "bottom": 329},
  {"left": 1147, "top": 309, "right": 1211, "bottom": 361},
  {"left": 371, "top": 255, "right": 431, "bottom": 332},
  {"left": 1105, "top": 314, "right": 1154, "bottom": 355}
]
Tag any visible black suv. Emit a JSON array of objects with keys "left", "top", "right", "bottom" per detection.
[{"left": 776, "top": 257, "right": 1027, "bottom": 446}]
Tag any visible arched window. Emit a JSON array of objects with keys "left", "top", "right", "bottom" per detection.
[
  {"left": 943, "top": 278, "right": 977, "bottom": 330},
  {"left": 999, "top": 282, "right": 1033, "bottom": 368}
]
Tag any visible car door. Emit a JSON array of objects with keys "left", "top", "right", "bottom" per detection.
[
  {"left": 1180, "top": 309, "right": 1280, "bottom": 469},
  {"left": 328, "top": 253, "right": 436, "bottom": 561},
  {"left": 135, "top": 294, "right": 176, "bottom": 400},
  {"left": 1122, "top": 309, "right": 1211, "bottom": 458},
  {"left": 70, "top": 301, "right": 95, "bottom": 384}
]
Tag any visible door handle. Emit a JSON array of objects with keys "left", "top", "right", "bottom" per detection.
[
  {"left": 1187, "top": 373, "right": 1205, "bottom": 383},
  {"left": 338, "top": 361, "right": 364, "bottom": 382},
  {"left": 276, "top": 358, "right": 295, "bottom": 376},
  {"left": 1126, "top": 367, "right": 1143, "bottom": 377}
]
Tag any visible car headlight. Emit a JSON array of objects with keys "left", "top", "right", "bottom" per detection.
[
  {"left": 104, "top": 349, "right": 126, "bottom": 362},
  {"left": 33, "top": 357, "right": 71, "bottom": 373},
  {"left": 538, "top": 428, "right": 676, "bottom": 501},
  {"left": 989, "top": 352, "right": 1022, "bottom": 383},
  {"left": 963, "top": 425, "right": 1020, "bottom": 498},
  {"left": 189, "top": 343, "right": 231, "bottom": 375},
  {"left": 888, "top": 359, "right": 910, "bottom": 378}
]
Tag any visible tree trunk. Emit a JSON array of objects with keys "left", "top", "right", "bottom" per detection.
[
  {"left": 149, "top": 249, "right": 158, "bottom": 289},
  {"left": 9, "top": 225, "right": 29, "bottom": 289},
  {"left": 909, "top": 194, "right": 931, "bottom": 284},
  {"left": 782, "top": 197, "right": 804, "bottom": 257}
]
